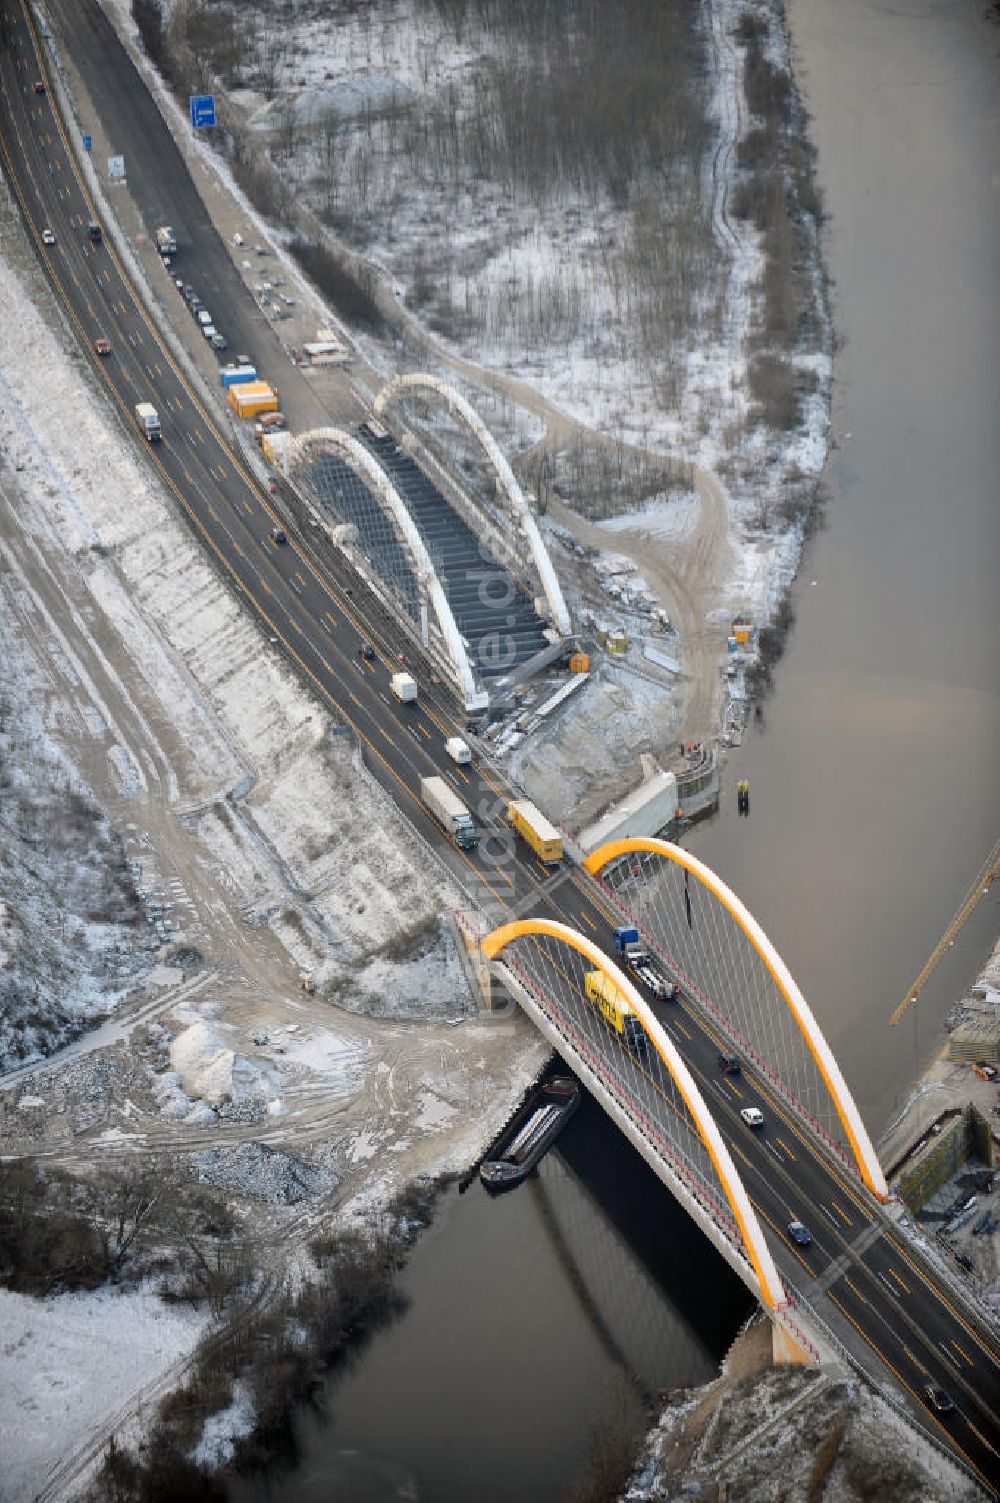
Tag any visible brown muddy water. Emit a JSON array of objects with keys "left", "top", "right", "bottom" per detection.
[{"left": 231, "top": 3, "right": 1000, "bottom": 1499}]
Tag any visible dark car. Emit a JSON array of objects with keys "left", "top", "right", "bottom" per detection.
[
  {"left": 717, "top": 1052, "right": 741, "bottom": 1075},
  {"left": 33, "top": 79, "right": 46, "bottom": 94},
  {"left": 87, "top": 221, "right": 102, "bottom": 244},
  {"left": 359, "top": 643, "right": 376, "bottom": 661},
  {"left": 270, "top": 527, "right": 287, "bottom": 545},
  {"left": 924, "top": 1384, "right": 955, "bottom": 1415},
  {"left": 787, "top": 1220, "right": 812, "bottom": 1247}
]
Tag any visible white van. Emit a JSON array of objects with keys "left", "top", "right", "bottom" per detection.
[{"left": 445, "top": 736, "right": 471, "bottom": 765}]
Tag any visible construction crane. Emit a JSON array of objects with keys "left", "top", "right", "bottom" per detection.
[{"left": 890, "top": 836, "right": 1000, "bottom": 1025}]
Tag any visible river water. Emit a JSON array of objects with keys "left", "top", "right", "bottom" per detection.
[{"left": 232, "top": 3, "right": 1000, "bottom": 1499}]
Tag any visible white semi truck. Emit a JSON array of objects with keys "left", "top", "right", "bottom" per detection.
[
  {"left": 134, "top": 402, "right": 161, "bottom": 442},
  {"left": 420, "top": 776, "right": 478, "bottom": 851}
]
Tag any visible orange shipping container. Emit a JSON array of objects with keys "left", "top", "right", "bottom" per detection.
[{"left": 229, "top": 380, "right": 278, "bottom": 418}]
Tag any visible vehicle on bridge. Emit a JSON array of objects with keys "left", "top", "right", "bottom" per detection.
[
  {"left": 134, "top": 402, "right": 161, "bottom": 442},
  {"left": 787, "top": 1219, "right": 812, "bottom": 1247},
  {"left": 740, "top": 1106, "right": 765, "bottom": 1129},
  {"left": 584, "top": 969, "right": 647, "bottom": 1055},
  {"left": 390, "top": 671, "right": 417, "bottom": 703},
  {"left": 87, "top": 221, "right": 102, "bottom": 244},
  {"left": 613, "top": 926, "right": 677, "bottom": 1001},
  {"left": 924, "top": 1384, "right": 955, "bottom": 1415},
  {"left": 42, "top": 227, "right": 55, "bottom": 245},
  {"left": 508, "top": 799, "right": 563, "bottom": 865},
  {"left": 420, "top": 775, "right": 478, "bottom": 851},
  {"left": 445, "top": 736, "right": 471, "bottom": 765}
]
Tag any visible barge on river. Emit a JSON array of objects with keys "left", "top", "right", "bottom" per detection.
[{"left": 479, "top": 1076, "right": 580, "bottom": 1192}]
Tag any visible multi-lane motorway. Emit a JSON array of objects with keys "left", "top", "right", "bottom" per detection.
[{"left": 1, "top": 1, "right": 998, "bottom": 1489}]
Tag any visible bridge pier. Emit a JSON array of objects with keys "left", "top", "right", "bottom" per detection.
[{"left": 771, "top": 1317, "right": 817, "bottom": 1368}]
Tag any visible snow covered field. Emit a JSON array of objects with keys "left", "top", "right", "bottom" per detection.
[{"left": 0, "top": 1287, "right": 204, "bottom": 1503}]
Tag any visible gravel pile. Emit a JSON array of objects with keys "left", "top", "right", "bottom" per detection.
[{"left": 193, "top": 1141, "right": 327, "bottom": 1203}]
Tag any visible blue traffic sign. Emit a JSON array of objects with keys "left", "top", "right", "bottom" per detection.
[
  {"left": 82, "top": 134, "right": 92, "bottom": 152},
  {"left": 189, "top": 94, "right": 216, "bottom": 129}
]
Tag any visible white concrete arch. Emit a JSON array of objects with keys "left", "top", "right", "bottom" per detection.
[
  {"left": 481, "top": 917, "right": 787, "bottom": 1310},
  {"left": 584, "top": 838, "right": 889, "bottom": 1202},
  {"left": 373, "top": 374, "right": 572, "bottom": 637},
  {"left": 288, "top": 429, "right": 486, "bottom": 710}
]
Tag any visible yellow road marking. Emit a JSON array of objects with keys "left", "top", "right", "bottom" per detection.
[
  {"left": 842, "top": 1276, "right": 867, "bottom": 1304},
  {"left": 724, "top": 1077, "right": 742, "bottom": 1097},
  {"left": 776, "top": 1136, "right": 797, "bottom": 1160},
  {"left": 579, "top": 911, "right": 598, "bottom": 932},
  {"left": 418, "top": 723, "right": 432, "bottom": 740},
  {"left": 902, "top": 1343, "right": 928, "bottom": 1375}
]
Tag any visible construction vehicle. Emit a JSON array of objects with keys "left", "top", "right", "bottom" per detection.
[
  {"left": 613, "top": 926, "right": 677, "bottom": 1001},
  {"left": 508, "top": 799, "right": 563, "bottom": 865},
  {"left": 134, "top": 402, "right": 161, "bottom": 442},
  {"left": 420, "top": 776, "right": 477, "bottom": 851},
  {"left": 891, "top": 836, "right": 1000, "bottom": 1025},
  {"left": 584, "top": 970, "right": 647, "bottom": 1054}
]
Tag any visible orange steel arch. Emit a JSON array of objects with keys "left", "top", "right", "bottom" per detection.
[
  {"left": 584, "top": 838, "right": 888, "bottom": 1202},
  {"left": 481, "top": 916, "right": 786, "bottom": 1309}
]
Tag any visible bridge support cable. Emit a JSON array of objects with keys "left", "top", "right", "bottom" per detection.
[
  {"left": 584, "top": 840, "right": 888, "bottom": 1202},
  {"left": 373, "top": 374, "right": 572, "bottom": 637},
  {"left": 481, "top": 918, "right": 787, "bottom": 1309},
  {"left": 287, "top": 429, "right": 488, "bottom": 710}
]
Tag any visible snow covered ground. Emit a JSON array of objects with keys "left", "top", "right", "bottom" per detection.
[{"left": 0, "top": 1287, "right": 204, "bottom": 1503}]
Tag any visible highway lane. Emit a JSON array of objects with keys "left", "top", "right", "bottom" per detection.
[{"left": 2, "top": 4, "right": 998, "bottom": 1488}]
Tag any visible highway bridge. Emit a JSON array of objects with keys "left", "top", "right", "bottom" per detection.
[{"left": 1, "top": 2, "right": 997, "bottom": 1492}]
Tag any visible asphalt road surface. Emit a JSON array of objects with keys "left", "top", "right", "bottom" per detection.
[{"left": 1, "top": 2, "right": 997, "bottom": 1490}]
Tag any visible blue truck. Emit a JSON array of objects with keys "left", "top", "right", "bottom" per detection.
[{"left": 613, "top": 926, "right": 677, "bottom": 1002}]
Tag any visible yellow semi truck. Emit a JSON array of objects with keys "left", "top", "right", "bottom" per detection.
[
  {"left": 507, "top": 799, "right": 563, "bottom": 864},
  {"left": 584, "top": 970, "right": 647, "bottom": 1054}
]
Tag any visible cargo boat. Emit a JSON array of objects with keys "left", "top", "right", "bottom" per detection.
[{"left": 479, "top": 1076, "right": 580, "bottom": 1192}]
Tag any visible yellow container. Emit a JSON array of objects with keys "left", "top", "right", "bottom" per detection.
[
  {"left": 569, "top": 651, "right": 590, "bottom": 673},
  {"left": 230, "top": 380, "right": 278, "bottom": 418},
  {"left": 734, "top": 626, "right": 751, "bottom": 646}
]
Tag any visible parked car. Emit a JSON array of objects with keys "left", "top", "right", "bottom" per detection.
[
  {"left": 740, "top": 1107, "right": 764, "bottom": 1129},
  {"left": 257, "top": 411, "right": 287, "bottom": 431},
  {"left": 41, "top": 227, "right": 55, "bottom": 245},
  {"left": 94, "top": 336, "right": 112, "bottom": 356},
  {"left": 718, "top": 1053, "right": 741, "bottom": 1075},
  {"left": 210, "top": 332, "right": 229, "bottom": 351},
  {"left": 787, "top": 1220, "right": 812, "bottom": 1247},
  {"left": 202, "top": 323, "right": 218, "bottom": 340},
  {"left": 196, "top": 310, "right": 213, "bottom": 327},
  {"left": 182, "top": 285, "right": 197, "bottom": 303},
  {"left": 924, "top": 1384, "right": 955, "bottom": 1415}
]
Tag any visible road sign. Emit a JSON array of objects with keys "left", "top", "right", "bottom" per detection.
[
  {"left": 189, "top": 94, "right": 216, "bottom": 129},
  {"left": 107, "top": 154, "right": 125, "bottom": 179},
  {"left": 82, "top": 134, "right": 92, "bottom": 152}
]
